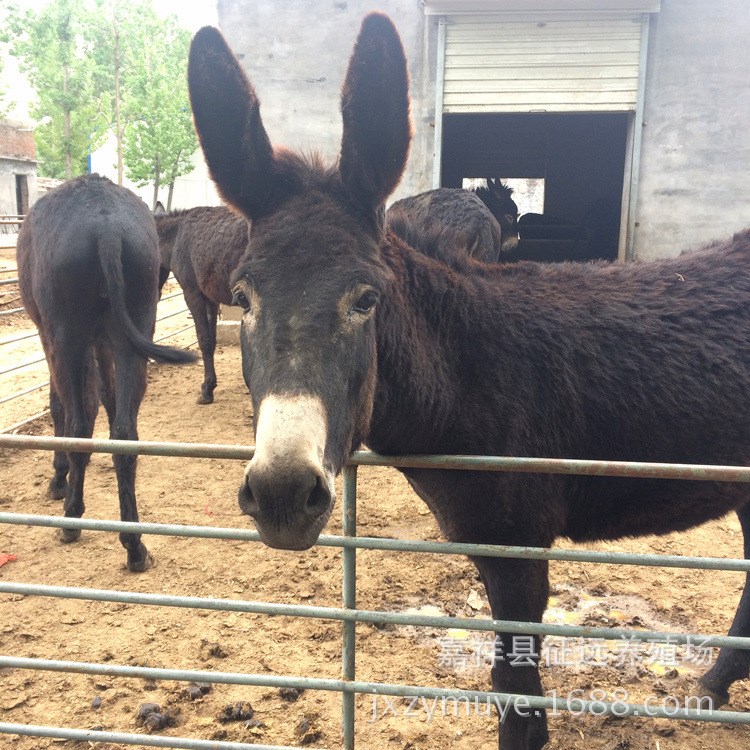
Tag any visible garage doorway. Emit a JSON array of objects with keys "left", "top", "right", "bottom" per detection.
[
  {"left": 442, "top": 112, "right": 629, "bottom": 262},
  {"left": 15, "top": 175, "right": 30, "bottom": 216}
]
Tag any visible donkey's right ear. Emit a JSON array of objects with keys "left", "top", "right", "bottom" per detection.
[{"left": 188, "top": 27, "right": 279, "bottom": 220}]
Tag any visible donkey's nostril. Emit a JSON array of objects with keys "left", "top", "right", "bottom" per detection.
[
  {"left": 305, "top": 475, "right": 331, "bottom": 516},
  {"left": 237, "top": 477, "right": 259, "bottom": 517}
]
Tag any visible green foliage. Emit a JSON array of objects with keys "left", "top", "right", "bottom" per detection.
[
  {"left": 122, "top": 13, "right": 197, "bottom": 205},
  {"left": 6, "top": 0, "right": 198, "bottom": 192},
  {"left": 0, "top": 53, "right": 10, "bottom": 118},
  {"left": 7, "top": 0, "right": 109, "bottom": 178},
  {"left": 0, "top": 3, "right": 15, "bottom": 115}
]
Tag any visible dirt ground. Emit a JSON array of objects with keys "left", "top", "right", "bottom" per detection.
[{"left": 1, "top": 273, "right": 749, "bottom": 748}]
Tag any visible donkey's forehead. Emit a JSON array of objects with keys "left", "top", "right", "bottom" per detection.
[{"left": 241, "top": 192, "right": 387, "bottom": 279}]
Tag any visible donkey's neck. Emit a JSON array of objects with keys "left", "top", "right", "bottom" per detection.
[{"left": 368, "top": 239, "right": 516, "bottom": 456}]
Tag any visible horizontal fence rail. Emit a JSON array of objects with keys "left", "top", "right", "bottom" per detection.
[
  {"left": 2, "top": 578, "right": 749, "bottom": 649},
  {"left": 2, "top": 511, "right": 750, "bottom": 573},
  {"left": 0, "top": 722, "right": 316, "bottom": 750},
  {"left": 0, "top": 353, "right": 46, "bottom": 376},
  {"left": 2, "top": 434, "right": 750, "bottom": 749},
  {"left": 0, "top": 329, "right": 38, "bottom": 346},
  {"left": 0, "top": 380, "right": 49, "bottom": 406},
  {"left": 2, "top": 433, "right": 749, "bottom": 482},
  {"left": 0, "top": 301, "right": 189, "bottom": 349},
  {"left": 0, "top": 305, "right": 25, "bottom": 317},
  {"left": 0, "top": 320, "right": 195, "bottom": 433},
  {"left": 2, "top": 658, "right": 749, "bottom": 726},
  {"left": 0, "top": 408, "right": 51, "bottom": 435}
]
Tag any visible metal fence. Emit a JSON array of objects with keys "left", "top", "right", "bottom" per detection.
[{"left": 1, "top": 434, "right": 750, "bottom": 749}]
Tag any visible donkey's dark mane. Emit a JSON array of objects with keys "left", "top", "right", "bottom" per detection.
[{"left": 274, "top": 148, "right": 339, "bottom": 188}]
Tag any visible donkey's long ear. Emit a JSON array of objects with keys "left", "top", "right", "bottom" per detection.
[
  {"left": 339, "top": 14, "right": 411, "bottom": 214},
  {"left": 188, "top": 27, "right": 280, "bottom": 219}
]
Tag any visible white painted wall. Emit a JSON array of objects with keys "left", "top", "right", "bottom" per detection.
[{"left": 89, "top": 133, "right": 221, "bottom": 209}]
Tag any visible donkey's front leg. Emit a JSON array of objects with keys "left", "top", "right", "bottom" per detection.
[{"left": 473, "top": 556, "right": 550, "bottom": 750}]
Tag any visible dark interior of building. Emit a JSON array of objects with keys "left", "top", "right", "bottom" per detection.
[{"left": 441, "top": 112, "right": 630, "bottom": 262}]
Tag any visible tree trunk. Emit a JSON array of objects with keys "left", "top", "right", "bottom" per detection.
[
  {"left": 114, "top": 25, "right": 123, "bottom": 185},
  {"left": 152, "top": 158, "right": 160, "bottom": 210},
  {"left": 63, "top": 64, "right": 72, "bottom": 179},
  {"left": 166, "top": 152, "right": 180, "bottom": 211}
]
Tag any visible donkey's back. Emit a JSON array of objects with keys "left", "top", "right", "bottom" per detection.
[{"left": 387, "top": 188, "right": 503, "bottom": 263}]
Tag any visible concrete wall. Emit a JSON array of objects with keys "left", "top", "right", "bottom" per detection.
[
  {"left": 0, "top": 120, "right": 38, "bottom": 215},
  {"left": 0, "top": 159, "right": 37, "bottom": 216},
  {"left": 216, "top": 0, "right": 437, "bottom": 203},
  {"left": 635, "top": 0, "right": 750, "bottom": 258},
  {"left": 215, "top": 1, "right": 749, "bottom": 260}
]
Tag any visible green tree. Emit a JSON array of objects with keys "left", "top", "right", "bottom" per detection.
[
  {"left": 7, "top": 0, "right": 108, "bottom": 178},
  {"left": 123, "top": 13, "right": 197, "bottom": 209},
  {"left": 0, "top": 54, "right": 11, "bottom": 118},
  {"left": 90, "top": 0, "right": 152, "bottom": 185},
  {"left": 0, "top": 2, "right": 14, "bottom": 116}
]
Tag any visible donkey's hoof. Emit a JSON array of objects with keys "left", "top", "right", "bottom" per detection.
[
  {"left": 47, "top": 477, "right": 67, "bottom": 500},
  {"left": 197, "top": 392, "right": 214, "bottom": 405},
  {"left": 127, "top": 548, "right": 155, "bottom": 573},
  {"left": 58, "top": 527, "right": 81, "bottom": 544},
  {"left": 696, "top": 683, "right": 729, "bottom": 708}
]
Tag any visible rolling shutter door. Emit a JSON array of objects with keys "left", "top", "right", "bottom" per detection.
[{"left": 443, "top": 16, "right": 645, "bottom": 113}]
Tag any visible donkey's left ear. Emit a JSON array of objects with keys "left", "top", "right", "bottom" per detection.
[{"left": 339, "top": 14, "right": 412, "bottom": 214}]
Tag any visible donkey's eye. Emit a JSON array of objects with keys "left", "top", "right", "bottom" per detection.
[
  {"left": 232, "top": 289, "right": 251, "bottom": 311},
  {"left": 352, "top": 289, "right": 379, "bottom": 314}
]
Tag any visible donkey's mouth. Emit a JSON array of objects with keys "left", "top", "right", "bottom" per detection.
[
  {"left": 243, "top": 508, "right": 334, "bottom": 551},
  {"left": 252, "top": 523, "right": 327, "bottom": 551},
  {"left": 237, "top": 476, "right": 335, "bottom": 551}
]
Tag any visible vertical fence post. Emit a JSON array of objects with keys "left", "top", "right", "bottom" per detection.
[{"left": 342, "top": 464, "right": 357, "bottom": 749}]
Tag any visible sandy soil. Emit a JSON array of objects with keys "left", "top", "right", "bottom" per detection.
[{"left": 1, "top": 329, "right": 749, "bottom": 748}]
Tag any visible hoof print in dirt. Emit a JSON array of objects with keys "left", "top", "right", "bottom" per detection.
[
  {"left": 136, "top": 703, "right": 180, "bottom": 732},
  {"left": 199, "top": 639, "right": 228, "bottom": 660},
  {"left": 244, "top": 718, "right": 267, "bottom": 735},
  {"left": 279, "top": 687, "right": 304, "bottom": 702},
  {"left": 296, "top": 713, "right": 323, "bottom": 745},
  {"left": 219, "top": 701, "right": 254, "bottom": 723}
]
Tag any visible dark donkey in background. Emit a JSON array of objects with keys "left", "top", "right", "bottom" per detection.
[
  {"left": 387, "top": 179, "right": 518, "bottom": 264},
  {"left": 17, "top": 175, "right": 196, "bottom": 572},
  {"left": 155, "top": 206, "right": 248, "bottom": 403},
  {"left": 188, "top": 15, "right": 750, "bottom": 750}
]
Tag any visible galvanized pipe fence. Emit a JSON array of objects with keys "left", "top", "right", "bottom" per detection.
[
  {"left": 0, "top": 305, "right": 25, "bottom": 317},
  {"left": 1, "top": 433, "right": 750, "bottom": 749}
]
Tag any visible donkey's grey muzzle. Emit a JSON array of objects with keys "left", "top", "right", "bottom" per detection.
[{"left": 238, "top": 463, "right": 333, "bottom": 550}]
